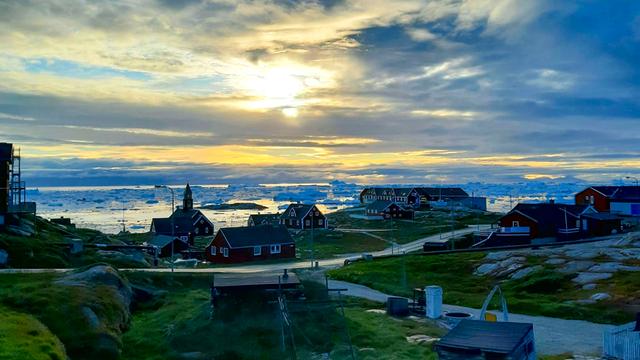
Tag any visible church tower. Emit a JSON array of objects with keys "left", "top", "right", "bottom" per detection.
[{"left": 183, "top": 183, "right": 193, "bottom": 211}]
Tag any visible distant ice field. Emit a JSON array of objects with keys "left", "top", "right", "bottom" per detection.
[{"left": 29, "top": 181, "right": 585, "bottom": 234}]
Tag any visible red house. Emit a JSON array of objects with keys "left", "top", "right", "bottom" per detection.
[
  {"left": 205, "top": 225, "right": 295, "bottom": 264},
  {"left": 498, "top": 201, "right": 589, "bottom": 239},
  {"left": 575, "top": 186, "right": 640, "bottom": 215}
]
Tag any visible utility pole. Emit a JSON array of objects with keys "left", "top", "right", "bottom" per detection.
[{"left": 310, "top": 207, "right": 315, "bottom": 269}]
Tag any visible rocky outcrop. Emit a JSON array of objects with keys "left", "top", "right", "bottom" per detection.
[
  {"left": 52, "top": 265, "right": 132, "bottom": 359},
  {"left": 510, "top": 265, "right": 543, "bottom": 280},
  {"left": 572, "top": 272, "right": 613, "bottom": 285}
]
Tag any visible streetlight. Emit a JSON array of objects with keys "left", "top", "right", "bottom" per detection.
[
  {"left": 625, "top": 176, "right": 639, "bottom": 187},
  {"left": 155, "top": 185, "right": 175, "bottom": 272}
]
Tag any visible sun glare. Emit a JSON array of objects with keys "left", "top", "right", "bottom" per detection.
[
  {"left": 239, "top": 63, "right": 333, "bottom": 116},
  {"left": 282, "top": 107, "right": 299, "bottom": 118}
]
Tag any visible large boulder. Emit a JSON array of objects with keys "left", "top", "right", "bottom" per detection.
[
  {"left": 572, "top": 272, "right": 613, "bottom": 285},
  {"left": 96, "top": 250, "right": 150, "bottom": 267},
  {"left": 559, "top": 261, "right": 595, "bottom": 274},
  {"left": 509, "top": 265, "right": 543, "bottom": 280},
  {"left": 475, "top": 263, "right": 499, "bottom": 276},
  {"left": 588, "top": 262, "right": 640, "bottom": 273},
  {"left": 51, "top": 265, "right": 132, "bottom": 359}
]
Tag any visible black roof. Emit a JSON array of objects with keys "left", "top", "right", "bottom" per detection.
[
  {"left": 582, "top": 212, "right": 623, "bottom": 221},
  {"left": 280, "top": 203, "right": 321, "bottom": 221},
  {"left": 219, "top": 225, "right": 294, "bottom": 248},
  {"left": 589, "top": 186, "right": 640, "bottom": 201},
  {"left": 436, "top": 320, "right": 533, "bottom": 353},
  {"left": 151, "top": 209, "right": 212, "bottom": 234},
  {"left": 148, "top": 235, "right": 187, "bottom": 248},
  {"left": 414, "top": 187, "right": 469, "bottom": 198},
  {"left": 365, "top": 200, "right": 397, "bottom": 212},
  {"left": 248, "top": 213, "right": 280, "bottom": 225},
  {"left": 0, "top": 143, "right": 12, "bottom": 162},
  {"left": 509, "top": 202, "right": 587, "bottom": 223}
]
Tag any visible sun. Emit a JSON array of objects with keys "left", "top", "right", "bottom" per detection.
[
  {"left": 281, "top": 107, "right": 299, "bottom": 118},
  {"left": 238, "top": 63, "right": 332, "bottom": 117}
]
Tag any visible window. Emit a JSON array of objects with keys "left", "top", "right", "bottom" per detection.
[
  {"left": 512, "top": 221, "right": 520, "bottom": 227},
  {"left": 210, "top": 246, "right": 216, "bottom": 255},
  {"left": 590, "top": 196, "right": 595, "bottom": 205},
  {"left": 270, "top": 244, "right": 281, "bottom": 254},
  {"left": 205, "top": 227, "right": 209, "bottom": 234},
  {"left": 296, "top": 220, "right": 300, "bottom": 226},
  {"left": 223, "top": 248, "right": 229, "bottom": 257},
  {"left": 305, "top": 219, "right": 310, "bottom": 226},
  {"left": 315, "top": 211, "right": 319, "bottom": 216},
  {"left": 253, "top": 246, "right": 262, "bottom": 256},
  {"left": 318, "top": 219, "right": 323, "bottom": 226},
  {"left": 180, "top": 236, "right": 188, "bottom": 241},
  {"left": 194, "top": 227, "right": 199, "bottom": 235}
]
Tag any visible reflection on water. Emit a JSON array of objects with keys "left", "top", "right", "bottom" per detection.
[{"left": 30, "top": 182, "right": 586, "bottom": 234}]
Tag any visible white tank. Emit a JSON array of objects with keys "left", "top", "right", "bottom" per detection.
[{"left": 425, "top": 285, "right": 442, "bottom": 319}]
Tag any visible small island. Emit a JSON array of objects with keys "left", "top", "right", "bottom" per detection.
[{"left": 199, "top": 202, "right": 268, "bottom": 211}]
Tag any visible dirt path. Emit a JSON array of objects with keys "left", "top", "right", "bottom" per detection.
[{"left": 327, "top": 279, "right": 612, "bottom": 356}]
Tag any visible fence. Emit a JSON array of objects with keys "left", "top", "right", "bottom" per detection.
[{"left": 603, "top": 322, "right": 640, "bottom": 359}]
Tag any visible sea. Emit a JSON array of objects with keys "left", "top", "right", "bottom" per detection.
[{"left": 28, "top": 181, "right": 586, "bottom": 234}]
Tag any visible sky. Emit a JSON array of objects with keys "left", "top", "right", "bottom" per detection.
[{"left": 1, "top": 0, "right": 640, "bottom": 186}]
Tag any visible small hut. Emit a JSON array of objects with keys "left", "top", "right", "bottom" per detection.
[{"left": 435, "top": 320, "right": 535, "bottom": 359}]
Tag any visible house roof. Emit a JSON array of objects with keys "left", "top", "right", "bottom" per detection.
[
  {"left": 588, "top": 186, "right": 640, "bottom": 201},
  {"left": 436, "top": 320, "right": 533, "bottom": 353},
  {"left": 393, "top": 188, "right": 411, "bottom": 197},
  {"left": 151, "top": 208, "right": 212, "bottom": 235},
  {"left": 507, "top": 202, "right": 586, "bottom": 224},
  {"left": 280, "top": 203, "right": 320, "bottom": 221},
  {"left": 148, "top": 235, "right": 186, "bottom": 248},
  {"left": 218, "top": 225, "right": 294, "bottom": 248},
  {"left": 248, "top": 213, "right": 280, "bottom": 225},
  {"left": 414, "top": 187, "right": 469, "bottom": 198},
  {"left": 0, "top": 143, "right": 12, "bottom": 162},
  {"left": 365, "top": 200, "right": 396, "bottom": 212},
  {"left": 582, "top": 212, "right": 623, "bottom": 221}
]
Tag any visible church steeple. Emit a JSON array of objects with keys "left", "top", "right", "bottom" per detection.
[{"left": 183, "top": 183, "right": 193, "bottom": 211}]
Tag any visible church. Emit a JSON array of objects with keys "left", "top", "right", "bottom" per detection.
[{"left": 150, "top": 184, "right": 215, "bottom": 245}]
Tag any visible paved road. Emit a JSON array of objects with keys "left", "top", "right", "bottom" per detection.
[
  {"left": 327, "top": 279, "right": 612, "bottom": 356},
  {"left": 0, "top": 227, "right": 485, "bottom": 274}
]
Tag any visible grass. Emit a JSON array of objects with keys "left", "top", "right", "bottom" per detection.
[
  {"left": 0, "top": 272, "right": 131, "bottom": 360},
  {"left": 0, "top": 306, "right": 67, "bottom": 360},
  {"left": 121, "top": 272, "right": 444, "bottom": 359},
  {"left": 290, "top": 207, "right": 501, "bottom": 259},
  {"left": 0, "top": 215, "right": 154, "bottom": 269},
  {"left": 295, "top": 230, "right": 388, "bottom": 259},
  {"left": 328, "top": 253, "right": 635, "bottom": 324}
]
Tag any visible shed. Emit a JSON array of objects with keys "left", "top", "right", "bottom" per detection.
[
  {"left": 148, "top": 235, "right": 189, "bottom": 258},
  {"left": 435, "top": 320, "right": 535, "bottom": 360}
]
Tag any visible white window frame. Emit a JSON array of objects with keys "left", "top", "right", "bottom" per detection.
[
  {"left": 270, "top": 244, "right": 281, "bottom": 254},
  {"left": 305, "top": 219, "right": 311, "bottom": 226},
  {"left": 223, "top": 248, "right": 229, "bottom": 257},
  {"left": 318, "top": 219, "right": 323, "bottom": 225},
  {"left": 512, "top": 221, "right": 520, "bottom": 227},
  {"left": 210, "top": 246, "right": 216, "bottom": 255},
  {"left": 253, "top": 246, "right": 262, "bottom": 256}
]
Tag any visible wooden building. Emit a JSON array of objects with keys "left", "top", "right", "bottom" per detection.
[
  {"left": 148, "top": 235, "right": 190, "bottom": 258},
  {"left": 364, "top": 200, "right": 414, "bottom": 219},
  {"left": 247, "top": 213, "right": 281, "bottom": 227},
  {"left": 150, "top": 184, "right": 214, "bottom": 244},
  {"left": 205, "top": 225, "right": 295, "bottom": 264},
  {"left": 575, "top": 186, "right": 640, "bottom": 215},
  {"left": 359, "top": 187, "right": 476, "bottom": 209},
  {"left": 498, "top": 201, "right": 590, "bottom": 240},
  {"left": 279, "top": 203, "right": 327, "bottom": 230},
  {"left": 435, "top": 320, "right": 535, "bottom": 359}
]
